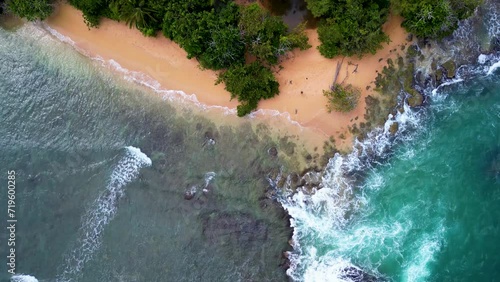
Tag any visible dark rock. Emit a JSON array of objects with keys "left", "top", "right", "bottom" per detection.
[
  {"left": 184, "top": 185, "right": 197, "bottom": 200},
  {"left": 28, "top": 173, "right": 41, "bottom": 184},
  {"left": 406, "top": 33, "right": 413, "bottom": 42},
  {"left": 201, "top": 211, "right": 268, "bottom": 246},
  {"left": 442, "top": 60, "right": 457, "bottom": 78},
  {"left": 416, "top": 71, "right": 425, "bottom": 86},
  {"left": 302, "top": 170, "right": 322, "bottom": 190},
  {"left": 268, "top": 146, "right": 278, "bottom": 157},
  {"left": 389, "top": 122, "right": 399, "bottom": 135},
  {"left": 279, "top": 256, "right": 291, "bottom": 269},
  {"left": 291, "top": 172, "right": 300, "bottom": 184},
  {"left": 340, "top": 266, "right": 381, "bottom": 282},
  {"left": 184, "top": 189, "right": 195, "bottom": 200},
  {"left": 204, "top": 130, "right": 214, "bottom": 140},
  {"left": 490, "top": 37, "right": 500, "bottom": 52},
  {"left": 407, "top": 89, "right": 424, "bottom": 107},
  {"left": 431, "top": 60, "right": 437, "bottom": 71},
  {"left": 435, "top": 69, "right": 443, "bottom": 82},
  {"left": 277, "top": 175, "right": 287, "bottom": 188}
]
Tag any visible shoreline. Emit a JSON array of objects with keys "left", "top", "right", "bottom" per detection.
[{"left": 45, "top": 4, "right": 408, "bottom": 151}]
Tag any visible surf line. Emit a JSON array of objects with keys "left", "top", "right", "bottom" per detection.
[{"left": 57, "top": 147, "right": 152, "bottom": 281}]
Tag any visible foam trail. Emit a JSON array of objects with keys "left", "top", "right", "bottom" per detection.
[
  {"left": 204, "top": 172, "right": 216, "bottom": 187},
  {"left": 58, "top": 147, "right": 152, "bottom": 281},
  {"left": 431, "top": 79, "right": 464, "bottom": 95},
  {"left": 404, "top": 224, "right": 445, "bottom": 282},
  {"left": 10, "top": 275, "right": 39, "bottom": 282},
  {"left": 487, "top": 61, "right": 500, "bottom": 75}
]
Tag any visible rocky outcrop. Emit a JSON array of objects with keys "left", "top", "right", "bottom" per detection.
[
  {"left": 441, "top": 60, "right": 457, "bottom": 78},
  {"left": 340, "top": 266, "right": 384, "bottom": 282},
  {"left": 389, "top": 122, "right": 399, "bottom": 135}
]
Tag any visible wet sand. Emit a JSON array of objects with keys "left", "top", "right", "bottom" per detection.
[{"left": 46, "top": 4, "right": 408, "bottom": 150}]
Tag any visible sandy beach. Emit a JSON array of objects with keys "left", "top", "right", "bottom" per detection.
[{"left": 45, "top": 4, "right": 408, "bottom": 150}]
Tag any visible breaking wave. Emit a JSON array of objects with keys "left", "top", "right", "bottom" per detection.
[
  {"left": 57, "top": 147, "right": 151, "bottom": 281},
  {"left": 10, "top": 274, "right": 39, "bottom": 282}
]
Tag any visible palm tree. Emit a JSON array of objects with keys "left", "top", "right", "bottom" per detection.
[{"left": 112, "top": 0, "right": 156, "bottom": 29}]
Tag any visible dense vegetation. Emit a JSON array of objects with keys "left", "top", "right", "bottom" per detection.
[
  {"left": 2, "top": 0, "right": 53, "bottom": 20},
  {"left": 63, "top": 0, "right": 309, "bottom": 116},
  {"left": 305, "top": 0, "right": 390, "bottom": 58},
  {"left": 392, "top": 0, "right": 482, "bottom": 38},
  {"left": 216, "top": 62, "right": 279, "bottom": 116},
  {"left": 323, "top": 84, "right": 361, "bottom": 113}
]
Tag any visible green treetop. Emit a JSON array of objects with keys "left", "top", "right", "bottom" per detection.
[
  {"left": 393, "top": 0, "right": 482, "bottom": 38},
  {"left": 305, "top": 0, "right": 390, "bottom": 58},
  {"left": 5, "top": 0, "right": 53, "bottom": 21}
]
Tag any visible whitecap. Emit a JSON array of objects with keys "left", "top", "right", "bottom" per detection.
[
  {"left": 10, "top": 274, "right": 39, "bottom": 282},
  {"left": 478, "top": 54, "right": 489, "bottom": 64},
  {"left": 487, "top": 60, "right": 500, "bottom": 75},
  {"left": 58, "top": 147, "right": 151, "bottom": 281},
  {"left": 431, "top": 79, "right": 464, "bottom": 96}
]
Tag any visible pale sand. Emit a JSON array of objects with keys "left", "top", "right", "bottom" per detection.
[{"left": 46, "top": 4, "right": 408, "bottom": 151}]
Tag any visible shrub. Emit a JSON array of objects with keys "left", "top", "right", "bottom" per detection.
[{"left": 324, "top": 84, "right": 361, "bottom": 113}]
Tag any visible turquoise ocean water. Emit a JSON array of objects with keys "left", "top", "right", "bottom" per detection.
[{"left": 1, "top": 5, "right": 500, "bottom": 282}]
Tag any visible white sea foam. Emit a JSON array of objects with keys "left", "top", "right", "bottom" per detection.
[
  {"left": 404, "top": 224, "right": 445, "bottom": 282},
  {"left": 204, "top": 172, "right": 216, "bottom": 188},
  {"left": 431, "top": 79, "right": 464, "bottom": 96},
  {"left": 302, "top": 257, "right": 362, "bottom": 282},
  {"left": 478, "top": 54, "right": 489, "bottom": 64},
  {"left": 486, "top": 1, "right": 500, "bottom": 39},
  {"left": 10, "top": 274, "right": 39, "bottom": 282},
  {"left": 487, "top": 60, "right": 500, "bottom": 75},
  {"left": 58, "top": 147, "right": 151, "bottom": 281}
]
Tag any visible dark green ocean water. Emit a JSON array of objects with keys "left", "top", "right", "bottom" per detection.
[{"left": 0, "top": 23, "right": 304, "bottom": 281}]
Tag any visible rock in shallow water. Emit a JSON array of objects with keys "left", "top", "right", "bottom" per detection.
[
  {"left": 201, "top": 211, "right": 268, "bottom": 246},
  {"left": 389, "top": 122, "right": 399, "bottom": 135},
  {"left": 442, "top": 60, "right": 457, "bottom": 78},
  {"left": 340, "top": 266, "right": 383, "bottom": 282},
  {"left": 184, "top": 186, "right": 197, "bottom": 200}
]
